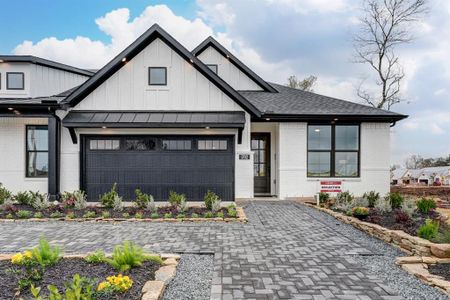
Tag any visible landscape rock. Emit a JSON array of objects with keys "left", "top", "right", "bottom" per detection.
[
  {"left": 141, "top": 280, "right": 165, "bottom": 300},
  {"left": 155, "top": 265, "right": 176, "bottom": 284},
  {"left": 431, "top": 244, "right": 450, "bottom": 258}
]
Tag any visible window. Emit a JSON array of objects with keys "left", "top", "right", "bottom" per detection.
[
  {"left": 206, "top": 64, "right": 218, "bottom": 74},
  {"left": 125, "top": 139, "right": 156, "bottom": 151},
  {"left": 198, "top": 140, "right": 227, "bottom": 150},
  {"left": 7, "top": 72, "right": 24, "bottom": 90},
  {"left": 26, "top": 125, "right": 48, "bottom": 177},
  {"left": 148, "top": 67, "right": 167, "bottom": 85},
  {"left": 307, "top": 125, "right": 359, "bottom": 177},
  {"left": 162, "top": 140, "right": 191, "bottom": 150},
  {"left": 89, "top": 139, "right": 120, "bottom": 150}
]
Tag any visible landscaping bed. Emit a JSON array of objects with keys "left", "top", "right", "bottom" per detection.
[
  {"left": 0, "top": 238, "right": 179, "bottom": 300},
  {"left": 429, "top": 263, "right": 450, "bottom": 281}
]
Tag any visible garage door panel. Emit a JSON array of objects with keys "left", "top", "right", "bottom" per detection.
[{"left": 83, "top": 135, "right": 234, "bottom": 201}]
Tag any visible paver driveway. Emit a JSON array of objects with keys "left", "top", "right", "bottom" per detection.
[{"left": 0, "top": 201, "right": 433, "bottom": 299}]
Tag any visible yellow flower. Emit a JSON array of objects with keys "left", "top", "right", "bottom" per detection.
[
  {"left": 97, "top": 281, "right": 109, "bottom": 291},
  {"left": 11, "top": 253, "right": 24, "bottom": 264},
  {"left": 24, "top": 251, "right": 33, "bottom": 259}
]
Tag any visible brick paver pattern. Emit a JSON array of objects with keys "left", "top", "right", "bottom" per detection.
[{"left": 0, "top": 202, "right": 403, "bottom": 300}]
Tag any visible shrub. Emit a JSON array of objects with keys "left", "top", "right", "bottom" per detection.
[
  {"left": 135, "top": 212, "right": 143, "bottom": 219},
  {"left": 204, "top": 211, "right": 214, "bottom": 218},
  {"left": 15, "top": 191, "right": 33, "bottom": 206},
  {"left": 216, "top": 212, "right": 224, "bottom": 218},
  {"left": 336, "top": 191, "right": 353, "bottom": 203},
  {"left": 168, "top": 191, "right": 186, "bottom": 209},
  {"left": 374, "top": 197, "right": 392, "bottom": 213},
  {"left": 134, "top": 189, "right": 155, "bottom": 210},
  {"left": 101, "top": 211, "right": 111, "bottom": 218},
  {"left": 112, "top": 195, "right": 124, "bottom": 212},
  {"left": 163, "top": 212, "right": 172, "bottom": 219},
  {"left": 204, "top": 190, "right": 221, "bottom": 211},
  {"left": 106, "top": 241, "right": 162, "bottom": 272},
  {"left": 150, "top": 212, "right": 159, "bottom": 219},
  {"left": 191, "top": 213, "right": 199, "bottom": 218},
  {"left": 82, "top": 211, "right": 96, "bottom": 218},
  {"left": 387, "top": 192, "right": 404, "bottom": 209},
  {"left": 33, "top": 212, "right": 43, "bottom": 219},
  {"left": 416, "top": 198, "right": 437, "bottom": 214},
  {"left": 401, "top": 198, "right": 416, "bottom": 217},
  {"left": 45, "top": 274, "right": 95, "bottom": 299},
  {"left": 333, "top": 191, "right": 354, "bottom": 213},
  {"left": 179, "top": 198, "right": 188, "bottom": 213},
  {"left": 227, "top": 207, "right": 237, "bottom": 218},
  {"left": 66, "top": 212, "right": 75, "bottom": 219},
  {"left": 85, "top": 250, "right": 106, "bottom": 264},
  {"left": 176, "top": 213, "right": 185, "bottom": 219},
  {"left": 6, "top": 213, "right": 13, "bottom": 219},
  {"left": 394, "top": 210, "right": 411, "bottom": 224},
  {"left": 61, "top": 190, "right": 87, "bottom": 210},
  {"left": 122, "top": 212, "right": 130, "bottom": 218},
  {"left": 32, "top": 237, "right": 61, "bottom": 267},
  {"left": 318, "top": 192, "right": 330, "bottom": 205},
  {"left": 417, "top": 219, "right": 439, "bottom": 241},
  {"left": 363, "top": 191, "right": 380, "bottom": 208},
  {"left": 30, "top": 192, "right": 49, "bottom": 210},
  {"left": 352, "top": 197, "right": 369, "bottom": 208},
  {"left": 100, "top": 183, "right": 119, "bottom": 208},
  {"left": 16, "top": 210, "right": 32, "bottom": 219},
  {"left": 352, "top": 207, "right": 369, "bottom": 217},
  {"left": 0, "top": 183, "right": 12, "bottom": 204},
  {"left": 50, "top": 212, "right": 64, "bottom": 218}
]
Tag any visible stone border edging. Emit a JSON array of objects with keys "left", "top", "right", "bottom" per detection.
[
  {"left": 0, "top": 252, "right": 180, "bottom": 300},
  {"left": 0, "top": 207, "right": 247, "bottom": 224},
  {"left": 307, "top": 204, "right": 450, "bottom": 258},
  {"left": 396, "top": 256, "right": 450, "bottom": 296}
]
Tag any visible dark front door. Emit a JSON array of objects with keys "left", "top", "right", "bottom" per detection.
[
  {"left": 82, "top": 135, "right": 234, "bottom": 201},
  {"left": 251, "top": 133, "right": 270, "bottom": 194}
]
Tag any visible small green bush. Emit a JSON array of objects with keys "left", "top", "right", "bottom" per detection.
[
  {"left": 318, "top": 192, "right": 330, "bottom": 205},
  {"left": 416, "top": 198, "right": 437, "bottom": 214},
  {"left": 33, "top": 212, "right": 43, "bottom": 219},
  {"left": 150, "top": 212, "right": 159, "bottom": 219},
  {"left": 32, "top": 237, "right": 61, "bottom": 267},
  {"left": 191, "top": 213, "right": 199, "bottom": 218},
  {"left": 16, "top": 210, "right": 32, "bottom": 219},
  {"left": 216, "top": 212, "right": 224, "bottom": 218},
  {"left": 176, "top": 213, "right": 185, "bottom": 219},
  {"left": 82, "top": 211, "right": 96, "bottom": 218},
  {"left": 50, "top": 212, "right": 64, "bottom": 218},
  {"left": 0, "top": 183, "right": 12, "bottom": 204},
  {"left": 134, "top": 189, "right": 154, "bottom": 209},
  {"left": 40, "top": 274, "right": 95, "bottom": 299},
  {"left": 336, "top": 191, "right": 353, "bottom": 203},
  {"left": 204, "top": 211, "right": 214, "bottom": 218},
  {"left": 6, "top": 213, "right": 13, "bottom": 219},
  {"left": 135, "top": 212, "right": 143, "bottom": 219},
  {"left": 101, "top": 211, "right": 111, "bottom": 218},
  {"left": 100, "top": 183, "right": 119, "bottom": 208},
  {"left": 66, "top": 212, "right": 75, "bottom": 219},
  {"left": 122, "top": 212, "right": 130, "bottom": 218},
  {"left": 163, "top": 212, "right": 173, "bottom": 219},
  {"left": 227, "top": 207, "right": 237, "bottom": 218},
  {"left": 363, "top": 191, "right": 380, "bottom": 207},
  {"left": 106, "top": 241, "right": 162, "bottom": 272},
  {"left": 168, "top": 191, "right": 186, "bottom": 209},
  {"left": 15, "top": 191, "right": 33, "bottom": 206},
  {"left": 85, "top": 250, "right": 106, "bottom": 264},
  {"left": 417, "top": 219, "right": 439, "bottom": 241},
  {"left": 352, "top": 207, "right": 369, "bottom": 217},
  {"left": 387, "top": 192, "right": 404, "bottom": 209},
  {"left": 204, "top": 190, "right": 221, "bottom": 211}
]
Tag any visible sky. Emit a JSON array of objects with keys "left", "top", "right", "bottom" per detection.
[{"left": 1, "top": 0, "right": 449, "bottom": 166}]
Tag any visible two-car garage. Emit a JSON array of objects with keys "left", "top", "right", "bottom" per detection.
[{"left": 81, "top": 135, "right": 235, "bottom": 201}]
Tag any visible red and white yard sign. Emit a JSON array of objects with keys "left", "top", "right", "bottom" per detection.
[{"left": 320, "top": 181, "right": 342, "bottom": 193}]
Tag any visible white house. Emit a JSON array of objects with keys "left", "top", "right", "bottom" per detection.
[{"left": 0, "top": 24, "right": 407, "bottom": 201}]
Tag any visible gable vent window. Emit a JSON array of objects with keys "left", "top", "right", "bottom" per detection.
[
  {"left": 7, "top": 72, "right": 24, "bottom": 90},
  {"left": 198, "top": 140, "right": 227, "bottom": 150},
  {"left": 148, "top": 67, "right": 167, "bottom": 85},
  {"left": 206, "top": 64, "right": 218, "bottom": 74}
]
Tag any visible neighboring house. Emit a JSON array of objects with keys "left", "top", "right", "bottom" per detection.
[
  {"left": 414, "top": 167, "right": 450, "bottom": 186},
  {"left": 0, "top": 24, "right": 407, "bottom": 201},
  {"left": 391, "top": 168, "right": 411, "bottom": 185}
]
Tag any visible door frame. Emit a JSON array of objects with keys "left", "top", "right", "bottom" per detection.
[{"left": 251, "top": 132, "right": 271, "bottom": 195}]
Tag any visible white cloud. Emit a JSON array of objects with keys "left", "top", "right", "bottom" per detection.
[
  {"left": 264, "top": 0, "right": 349, "bottom": 14},
  {"left": 431, "top": 123, "right": 445, "bottom": 135},
  {"left": 14, "top": 5, "right": 213, "bottom": 69}
]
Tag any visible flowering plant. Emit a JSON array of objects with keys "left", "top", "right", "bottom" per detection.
[
  {"left": 11, "top": 250, "right": 33, "bottom": 265},
  {"left": 352, "top": 207, "right": 369, "bottom": 217},
  {"left": 97, "top": 274, "right": 133, "bottom": 293}
]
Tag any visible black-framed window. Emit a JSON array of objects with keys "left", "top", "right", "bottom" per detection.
[
  {"left": 89, "top": 139, "right": 120, "bottom": 150},
  {"left": 7, "top": 72, "right": 25, "bottom": 90},
  {"left": 148, "top": 67, "right": 167, "bottom": 85},
  {"left": 307, "top": 124, "right": 359, "bottom": 177},
  {"left": 198, "top": 139, "right": 227, "bottom": 150},
  {"left": 206, "top": 64, "right": 218, "bottom": 74},
  {"left": 162, "top": 139, "right": 192, "bottom": 151},
  {"left": 26, "top": 125, "right": 48, "bottom": 177},
  {"left": 125, "top": 138, "right": 156, "bottom": 151},
  {"left": 0, "top": 73, "right": 2, "bottom": 89}
]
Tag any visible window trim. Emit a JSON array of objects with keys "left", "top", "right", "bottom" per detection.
[
  {"left": 161, "top": 139, "right": 193, "bottom": 151},
  {"left": 25, "top": 125, "right": 48, "bottom": 178},
  {"left": 88, "top": 139, "right": 121, "bottom": 151},
  {"left": 148, "top": 67, "right": 167, "bottom": 86},
  {"left": 307, "top": 123, "right": 360, "bottom": 178},
  {"left": 6, "top": 72, "right": 25, "bottom": 90},
  {"left": 206, "top": 64, "right": 218, "bottom": 74}
]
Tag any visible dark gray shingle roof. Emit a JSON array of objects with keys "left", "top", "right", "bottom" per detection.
[
  {"left": 0, "top": 86, "right": 79, "bottom": 106},
  {"left": 240, "top": 83, "right": 407, "bottom": 121}
]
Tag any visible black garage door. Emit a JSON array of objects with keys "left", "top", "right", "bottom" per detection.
[{"left": 81, "top": 135, "right": 234, "bottom": 201}]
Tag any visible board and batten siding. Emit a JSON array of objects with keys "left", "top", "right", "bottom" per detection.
[
  {"left": 73, "top": 38, "right": 244, "bottom": 111},
  {"left": 277, "top": 122, "right": 391, "bottom": 199},
  {"left": 196, "top": 46, "right": 263, "bottom": 91},
  {"left": 0, "top": 117, "right": 48, "bottom": 193},
  {"left": 0, "top": 62, "right": 89, "bottom": 98}
]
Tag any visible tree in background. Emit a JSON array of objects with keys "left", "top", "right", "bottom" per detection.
[
  {"left": 287, "top": 75, "right": 317, "bottom": 92},
  {"left": 403, "top": 154, "right": 450, "bottom": 169},
  {"left": 354, "top": 0, "right": 427, "bottom": 110}
]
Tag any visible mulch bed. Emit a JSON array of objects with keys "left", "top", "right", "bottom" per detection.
[
  {"left": 428, "top": 264, "right": 450, "bottom": 281},
  {"left": 0, "top": 258, "right": 160, "bottom": 300},
  {"left": 1, "top": 204, "right": 235, "bottom": 220}
]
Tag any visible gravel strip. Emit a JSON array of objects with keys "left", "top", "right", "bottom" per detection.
[
  {"left": 163, "top": 254, "right": 213, "bottom": 300},
  {"left": 298, "top": 204, "right": 449, "bottom": 300}
]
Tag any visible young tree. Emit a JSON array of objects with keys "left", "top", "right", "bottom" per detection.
[
  {"left": 354, "top": 0, "right": 427, "bottom": 110},
  {"left": 287, "top": 75, "right": 317, "bottom": 92},
  {"left": 404, "top": 154, "right": 423, "bottom": 169}
]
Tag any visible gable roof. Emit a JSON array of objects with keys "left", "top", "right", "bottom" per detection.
[
  {"left": 192, "top": 36, "right": 277, "bottom": 93},
  {"left": 62, "top": 24, "right": 261, "bottom": 117},
  {"left": 0, "top": 55, "right": 94, "bottom": 77},
  {"left": 240, "top": 83, "right": 407, "bottom": 122},
  {"left": 0, "top": 86, "right": 79, "bottom": 108}
]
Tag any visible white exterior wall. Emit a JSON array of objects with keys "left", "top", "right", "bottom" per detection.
[
  {"left": 197, "top": 47, "right": 263, "bottom": 91},
  {"left": 277, "top": 122, "right": 391, "bottom": 199},
  {"left": 0, "top": 117, "right": 48, "bottom": 193},
  {"left": 0, "top": 62, "right": 88, "bottom": 98}
]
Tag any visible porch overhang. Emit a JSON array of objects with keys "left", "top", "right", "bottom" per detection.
[{"left": 62, "top": 111, "right": 246, "bottom": 144}]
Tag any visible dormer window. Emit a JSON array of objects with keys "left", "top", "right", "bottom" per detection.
[
  {"left": 7, "top": 72, "right": 24, "bottom": 90},
  {"left": 206, "top": 64, "right": 218, "bottom": 74},
  {"left": 148, "top": 67, "right": 167, "bottom": 86}
]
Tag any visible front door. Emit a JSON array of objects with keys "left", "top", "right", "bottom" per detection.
[{"left": 251, "top": 133, "right": 270, "bottom": 194}]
